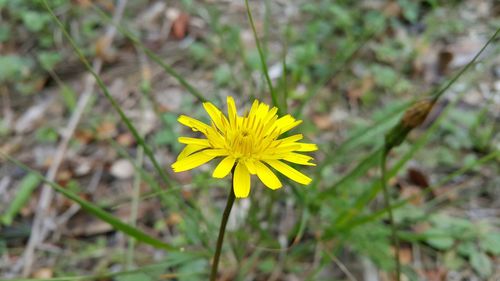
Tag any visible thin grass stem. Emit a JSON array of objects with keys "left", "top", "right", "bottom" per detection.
[
  {"left": 380, "top": 151, "right": 401, "bottom": 281},
  {"left": 244, "top": 0, "right": 280, "bottom": 114},
  {"left": 90, "top": 4, "right": 206, "bottom": 102},
  {"left": 432, "top": 27, "right": 500, "bottom": 102},
  {"left": 42, "top": 1, "right": 174, "bottom": 187}
]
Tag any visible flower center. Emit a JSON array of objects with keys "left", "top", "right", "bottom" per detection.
[{"left": 231, "top": 129, "right": 254, "bottom": 158}]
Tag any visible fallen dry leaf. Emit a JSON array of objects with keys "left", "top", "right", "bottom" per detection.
[
  {"left": 74, "top": 128, "right": 94, "bottom": 144},
  {"left": 96, "top": 121, "right": 117, "bottom": 140},
  {"left": 407, "top": 167, "right": 430, "bottom": 188},
  {"left": 116, "top": 133, "right": 135, "bottom": 147},
  {"left": 171, "top": 13, "right": 190, "bottom": 39},
  {"left": 95, "top": 35, "right": 116, "bottom": 62}
]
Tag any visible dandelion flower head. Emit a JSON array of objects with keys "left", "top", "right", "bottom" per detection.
[{"left": 171, "top": 96, "right": 317, "bottom": 198}]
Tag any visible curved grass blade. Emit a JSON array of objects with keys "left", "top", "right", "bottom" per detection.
[
  {"left": 41, "top": 1, "right": 174, "bottom": 187},
  {"left": 342, "top": 149, "right": 500, "bottom": 231},
  {"left": 244, "top": 0, "right": 280, "bottom": 114},
  {"left": 109, "top": 139, "right": 180, "bottom": 209},
  {"left": 318, "top": 148, "right": 383, "bottom": 199},
  {"left": 332, "top": 96, "right": 460, "bottom": 231},
  {"left": 293, "top": 22, "right": 385, "bottom": 119},
  {"left": 311, "top": 100, "right": 412, "bottom": 195},
  {"left": 5, "top": 252, "right": 207, "bottom": 281},
  {"left": 330, "top": 27, "right": 500, "bottom": 230},
  {"left": 431, "top": 27, "right": 500, "bottom": 102},
  {"left": 89, "top": 4, "right": 205, "bottom": 103},
  {"left": 2, "top": 153, "right": 176, "bottom": 251},
  {"left": 1, "top": 173, "right": 41, "bottom": 225}
]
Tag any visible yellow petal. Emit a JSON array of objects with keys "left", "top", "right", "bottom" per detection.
[
  {"left": 262, "top": 107, "right": 278, "bottom": 124},
  {"left": 213, "top": 156, "right": 236, "bottom": 178},
  {"left": 178, "top": 115, "right": 210, "bottom": 133},
  {"left": 227, "top": 96, "right": 238, "bottom": 126},
  {"left": 255, "top": 102, "right": 270, "bottom": 119},
  {"left": 203, "top": 149, "right": 229, "bottom": 157},
  {"left": 277, "top": 134, "right": 303, "bottom": 144},
  {"left": 178, "top": 144, "right": 205, "bottom": 160},
  {"left": 264, "top": 159, "right": 312, "bottom": 185},
  {"left": 178, "top": 137, "right": 210, "bottom": 147},
  {"left": 233, "top": 163, "right": 250, "bottom": 198},
  {"left": 296, "top": 143, "right": 318, "bottom": 152},
  {"left": 248, "top": 100, "right": 260, "bottom": 117},
  {"left": 171, "top": 152, "right": 216, "bottom": 172},
  {"left": 242, "top": 159, "right": 256, "bottom": 175},
  {"left": 282, "top": 152, "right": 316, "bottom": 166},
  {"left": 270, "top": 144, "right": 302, "bottom": 154},
  {"left": 274, "top": 115, "right": 302, "bottom": 133},
  {"left": 203, "top": 102, "right": 227, "bottom": 130},
  {"left": 255, "top": 161, "right": 282, "bottom": 190}
]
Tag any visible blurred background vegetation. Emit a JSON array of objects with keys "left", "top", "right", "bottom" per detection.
[{"left": 0, "top": 0, "right": 499, "bottom": 280}]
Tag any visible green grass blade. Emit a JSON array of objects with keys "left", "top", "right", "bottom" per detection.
[
  {"left": 342, "top": 149, "right": 500, "bottom": 230},
  {"left": 2, "top": 153, "right": 176, "bottom": 251},
  {"left": 244, "top": 0, "right": 280, "bottom": 114},
  {"left": 281, "top": 33, "right": 289, "bottom": 113},
  {"left": 1, "top": 173, "right": 41, "bottom": 225},
  {"left": 333, "top": 96, "right": 459, "bottom": 230},
  {"left": 90, "top": 4, "right": 206, "bottom": 103},
  {"left": 318, "top": 148, "right": 383, "bottom": 199},
  {"left": 293, "top": 24, "right": 385, "bottom": 118},
  {"left": 309, "top": 101, "right": 411, "bottom": 197},
  {"left": 431, "top": 27, "right": 500, "bottom": 102},
  {"left": 380, "top": 149, "right": 401, "bottom": 281},
  {"left": 41, "top": 1, "right": 174, "bottom": 187},
  {"left": 329, "top": 28, "right": 499, "bottom": 230},
  {"left": 308, "top": 100, "right": 411, "bottom": 193},
  {"left": 0, "top": 252, "right": 207, "bottom": 281},
  {"left": 109, "top": 139, "right": 179, "bottom": 209}
]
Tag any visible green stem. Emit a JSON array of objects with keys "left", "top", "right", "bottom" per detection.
[
  {"left": 90, "top": 4, "right": 205, "bottom": 102},
  {"left": 380, "top": 151, "right": 401, "bottom": 281},
  {"left": 244, "top": 0, "right": 280, "bottom": 114},
  {"left": 432, "top": 27, "right": 500, "bottom": 102},
  {"left": 42, "top": 0, "right": 174, "bottom": 187},
  {"left": 210, "top": 175, "right": 236, "bottom": 281}
]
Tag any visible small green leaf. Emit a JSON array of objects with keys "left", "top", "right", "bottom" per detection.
[
  {"left": 214, "top": 65, "right": 232, "bottom": 86},
  {"left": 38, "top": 51, "right": 62, "bottom": 71},
  {"left": 0, "top": 55, "right": 33, "bottom": 81},
  {"left": 35, "top": 126, "right": 59, "bottom": 143},
  {"left": 189, "top": 42, "right": 210, "bottom": 62},
  {"left": 1, "top": 173, "right": 41, "bottom": 225},
  {"left": 22, "top": 11, "right": 50, "bottom": 32},
  {"left": 59, "top": 85, "right": 77, "bottom": 111},
  {"left": 444, "top": 250, "right": 465, "bottom": 270},
  {"left": 480, "top": 232, "right": 500, "bottom": 255},
  {"left": 424, "top": 228, "right": 454, "bottom": 250},
  {"left": 372, "top": 64, "right": 398, "bottom": 89},
  {"left": 457, "top": 241, "right": 475, "bottom": 258},
  {"left": 470, "top": 250, "right": 492, "bottom": 278},
  {"left": 258, "top": 257, "right": 276, "bottom": 274},
  {"left": 398, "top": 0, "right": 419, "bottom": 23},
  {"left": 0, "top": 25, "right": 10, "bottom": 42}
]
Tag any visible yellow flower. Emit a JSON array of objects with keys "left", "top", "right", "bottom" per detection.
[{"left": 171, "top": 96, "right": 317, "bottom": 198}]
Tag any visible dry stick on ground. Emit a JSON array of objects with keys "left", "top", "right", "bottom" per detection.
[
  {"left": 17, "top": 0, "right": 128, "bottom": 276},
  {"left": 126, "top": 46, "right": 151, "bottom": 269}
]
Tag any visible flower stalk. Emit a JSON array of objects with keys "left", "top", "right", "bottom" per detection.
[{"left": 210, "top": 173, "right": 236, "bottom": 281}]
